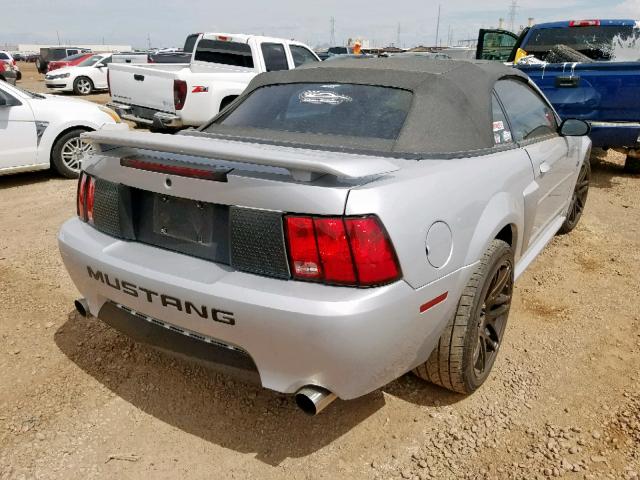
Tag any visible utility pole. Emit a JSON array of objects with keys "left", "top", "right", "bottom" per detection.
[
  {"left": 330, "top": 16, "right": 336, "bottom": 46},
  {"left": 56, "top": 31, "right": 61, "bottom": 45},
  {"left": 507, "top": 0, "right": 520, "bottom": 33},
  {"left": 435, "top": 4, "right": 441, "bottom": 48},
  {"left": 447, "top": 25, "right": 452, "bottom": 47},
  {"left": 147, "top": 33, "right": 151, "bottom": 50},
  {"left": 396, "top": 23, "right": 401, "bottom": 48}
]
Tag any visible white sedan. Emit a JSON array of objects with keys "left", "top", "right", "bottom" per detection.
[
  {"left": 45, "top": 54, "right": 111, "bottom": 96},
  {"left": 0, "top": 80, "right": 126, "bottom": 178}
]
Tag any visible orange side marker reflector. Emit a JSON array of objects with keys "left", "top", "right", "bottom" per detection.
[{"left": 420, "top": 292, "right": 448, "bottom": 313}]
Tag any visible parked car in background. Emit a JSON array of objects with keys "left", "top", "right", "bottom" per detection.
[
  {"left": 108, "top": 33, "right": 320, "bottom": 130},
  {"left": 0, "top": 61, "right": 17, "bottom": 85},
  {"left": 45, "top": 53, "right": 111, "bottom": 95},
  {"left": 0, "top": 80, "right": 124, "bottom": 177},
  {"left": 477, "top": 19, "right": 640, "bottom": 170},
  {"left": 37, "top": 47, "right": 91, "bottom": 74},
  {"left": 0, "top": 51, "right": 21, "bottom": 80},
  {"left": 59, "top": 58, "right": 591, "bottom": 415},
  {"left": 47, "top": 52, "right": 94, "bottom": 72}
]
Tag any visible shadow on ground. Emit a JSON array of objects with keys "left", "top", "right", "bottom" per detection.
[
  {"left": 0, "top": 169, "right": 59, "bottom": 189},
  {"left": 589, "top": 149, "right": 638, "bottom": 190},
  {"left": 55, "top": 310, "right": 461, "bottom": 465}
]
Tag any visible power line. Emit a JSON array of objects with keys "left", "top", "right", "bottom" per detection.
[
  {"left": 435, "top": 4, "right": 441, "bottom": 47},
  {"left": 507, "top": 0, "right": 520, "bottom": 33},
  {"left": 330, "top": 16, "right": 335, "bottom": 46}
]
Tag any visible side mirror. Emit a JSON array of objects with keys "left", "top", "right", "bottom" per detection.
[{"left": 559, "top": 119, "right": 590, "bottom": 136}]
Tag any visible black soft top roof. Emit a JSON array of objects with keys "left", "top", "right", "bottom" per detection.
[{"left": 202, "top": 58, "right": 531, "bottom": 156}]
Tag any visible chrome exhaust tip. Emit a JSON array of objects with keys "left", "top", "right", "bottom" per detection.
[
  {"left": 74, "top": 298, "right": 90, "bottom": 318},
  {"left": 295, "top": 386, "right": 337, "bottom": 415}
]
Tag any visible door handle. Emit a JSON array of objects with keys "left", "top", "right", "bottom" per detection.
[
  {"left": 555, "top": 76, "right": 580, "bottom": 88},
  {"left": 134, "top": 74, "right": 145, "bottom": 81},
  {"left": 539, "top": 162, "right": 551, "bottom": 175}
]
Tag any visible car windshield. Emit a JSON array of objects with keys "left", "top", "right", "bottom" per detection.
[
  {"left": 77, "top": 55, "right": 104, "bottom": 67},
  {"left": 0, "top": 52, "right": 10, "bottom": 60},
  {"left": 209, "top": 83, "right": 413, "bottom": 140},
  {"left": 193, "top": 40, "right": 254, "bottom": 68},
  {"left": 526, "top": 25, "right": 640, "bottom": 61}
]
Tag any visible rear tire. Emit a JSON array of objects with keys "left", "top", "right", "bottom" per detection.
[
  {"left": 413, "top": 239, "right": 514, "bottom": 394},
  {"left": 51, "top": 129, "right": 94, "bottom": 178},
  {"left": 558, "top": 158, "right": 590, "bottom": 234},
  {"left": 73, "top": 76, "right": 93, "bottom": 95},
  {"left": 624, "top": 155, "right": 640, "bottom": 174}
]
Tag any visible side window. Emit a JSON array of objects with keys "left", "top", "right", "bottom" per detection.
[
  {"left": 67, "top": 49, "right": 80, "bottom": 56},
  {"left": 494, "top": 79, "right": 558, "bottom": 142},
  {"left": 261, "top": 43, "right": 288, "bottom": 72},
  {"left": 290, "top": 45, "right": 319, "bottom": 67},
  {"left": 491, "top": 94, "right": 513, "bottom": 145},
  {"left": 100, "top": 56, "right": 112, "bottom": 65}
]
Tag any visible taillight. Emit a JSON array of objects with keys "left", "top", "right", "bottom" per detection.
[
  {"left": 285, "top": 217, "right": 322, "bottom": 279},
  {"left": 569, "top": 19, "right": 600, "bottom": 27},
  {"left": 284, "top": 215, "right": 400, "bottom": 287},
  {"left": 174, "top": 79, "right": 187, "bottom": 110},
  {"left": 77, "top": 172, "right": 96, "bottom": 223}
]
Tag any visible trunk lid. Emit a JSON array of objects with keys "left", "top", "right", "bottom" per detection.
[
  {"left": 109, "top": 63, "right": 188, "bottom": 113},
  {"left": 79, "top": 131, "right": 399, "bottom": 281}
]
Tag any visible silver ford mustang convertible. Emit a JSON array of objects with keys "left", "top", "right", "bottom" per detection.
[{"left": 58, "top": 58, "right": 591, "bottom": 414}]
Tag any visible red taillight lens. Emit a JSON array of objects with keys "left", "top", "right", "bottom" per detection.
[
  {"left": 285, "top": 214, "right": 400, "bottom": 287},
  {"left": 313, "top": 218, "right": 357, "bottom": 284},
  {"left": 345, "top": 217, "right": 400, "bottom": 285},
  {"left": 285, "top": 216, "right": 322, "bottom": 279},
  {"left": 77, "top": 172, "right": 95, "bottom": 223},
  {"left": 77, "top": 173, "right": 87, "bottom": 220},
  {"left": 174, "top": 79, "right": 187, "bottom": 110}
]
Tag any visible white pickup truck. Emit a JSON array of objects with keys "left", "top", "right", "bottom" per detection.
[{"left": 108, "top": 33, "right": 320, "bottom": 130}]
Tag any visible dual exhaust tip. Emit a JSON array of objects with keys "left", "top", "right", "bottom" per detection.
[{"left": 74, "top": 298, "right": 336, "bottom": 415}]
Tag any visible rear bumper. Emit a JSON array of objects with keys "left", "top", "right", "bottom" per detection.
[
  {"left": 588, "top": 121, "right": 640, "bottom": 149},
  {"left": 108, "top": 102, "right": 183, "bottom": 130},
  {"left": 58, "top": 218, "right": 470, "bottom": 399}
]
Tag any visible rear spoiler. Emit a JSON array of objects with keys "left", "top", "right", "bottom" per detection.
[{"left": 83, "top": 129, "right": 400, "bottom": 181}]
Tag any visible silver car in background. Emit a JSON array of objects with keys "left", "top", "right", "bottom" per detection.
[{"left": 58, "top": 58, "right": 591, "bottom": 414}]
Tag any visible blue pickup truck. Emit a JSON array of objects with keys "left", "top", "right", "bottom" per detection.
[{"left": 477, "top": 19, "right": 640, "bottom": 171}]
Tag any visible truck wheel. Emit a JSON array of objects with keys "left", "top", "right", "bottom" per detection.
[
  {"left": 51, "top": 129, "right": 94, "bottom": 178},
  {"left": 73, "top": 77, "right": 94, "bottom": 95},
  {"left": 558, "top": 158, "right": 590, "bottom": 235},
  {"left": 624, "top": 155, "right": 640, "bottom": 174},
  {"left": 545, "top": 44, "right": 594, "bottom": 63},
  {"left": 413, "top": 239, "right": 514, "bottom": 394}
]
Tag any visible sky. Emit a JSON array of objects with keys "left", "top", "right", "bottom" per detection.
[{"left": 3, "top": 0, "right": 639, "bottom": 49}]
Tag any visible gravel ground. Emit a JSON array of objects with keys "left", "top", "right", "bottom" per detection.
[{"left": 0, "top": 63, "right": 639, "bottom": 480}]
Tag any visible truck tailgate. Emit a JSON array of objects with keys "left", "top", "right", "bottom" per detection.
[
  {"left": 519, "top": 61, "right": 640, "bottom": 121},
  {"left": 109, "top": 63, "right": 188, "bottom": 113}
]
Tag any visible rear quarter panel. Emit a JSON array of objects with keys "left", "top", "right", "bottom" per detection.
[{"left": 345, "top": 149, "right": 535, "bottom": 290}]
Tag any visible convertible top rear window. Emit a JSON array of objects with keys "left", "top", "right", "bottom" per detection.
[{"left": 212, "top": 83, "right": 412, "bottom": 140}]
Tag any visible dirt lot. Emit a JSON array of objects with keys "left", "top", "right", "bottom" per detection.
[{"left": 1, "top": 63, "right": 639, "bottom": 480}]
